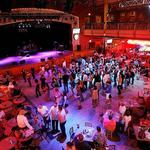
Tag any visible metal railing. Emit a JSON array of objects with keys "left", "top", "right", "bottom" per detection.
[{"left": 84, "top": 22, "right": 150, "bottom": 30}]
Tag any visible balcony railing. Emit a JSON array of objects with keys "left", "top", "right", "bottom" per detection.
[{"left": 84, "top": 22, "right": 150, "bottom": 30}]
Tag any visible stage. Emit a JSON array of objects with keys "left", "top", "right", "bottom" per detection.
[{"left": 0, "top": 50, "right": 71, "bottom": 69}]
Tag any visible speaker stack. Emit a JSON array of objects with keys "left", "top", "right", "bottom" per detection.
[
  {"left": 20, "top": 60, "right": 26, "bottom": 64},
  {"left": 41, "top": 58, "right": 45, "bottom": 62},
  {"left": 12, "top": 62, "right": 18, "bottom": 65},
  {"left": 47, "top": 57, "right": 53, "bottom": 60}
]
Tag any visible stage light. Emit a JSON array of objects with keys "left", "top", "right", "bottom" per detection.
[
  {"left": 89, "top": 40, "right": 92, "bottom": 43},
  {"left": 88, "top": 13, "right": 91, "bottom": 16},
  {"left": 106, "top": 39, "right": 112, "bottom": 44},
  {"left": 74, "top": 34, "right": 79, "bottom": 40},
  {"left": 73, "top": 28, "right": 80, "bottom": 34}
]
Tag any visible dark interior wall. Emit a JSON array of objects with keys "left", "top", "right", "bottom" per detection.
[
  {"left": 0, "top": 0, "right": 12, "bottom": 12},
  {"left": 0, "top": 0, "right": 47, "bottom": 11},
  {"left": 0, "top": 0, "right": 73, "bottom": 12},
  {"left": 0, "top": 21, "right": 72, "bottom": 58}
]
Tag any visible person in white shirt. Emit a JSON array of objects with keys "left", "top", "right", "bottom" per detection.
[
  {"left": 58, "top": 105, "right": 67, "bottom": 137},
  {"left": 37, "top": 105, "right": 48, "bottom": 117},
  {"left": 37, "top": 105, "right": 50, "bottom": 129},
  {"left": 50, "top": 102, "right": 59, "bottom": 133},
  {"left": 83, "top": 73, "right": 88, "bottom": 90},
  {"left": 123, "top": 111, "right": 132, "bottom": 132},
  {"left": 119, "top": 103, "right": 126, "bottom": 116},
  {"left": 54, "top": 88, "right": 62, "bottom": 104},
  {"left": 0, "top": 110, "right": 5, "bottom": 121},
  {"left": 17, "top": 110, "right": 34, "bottom": 131},
  {"left": 62, "top": 59, "right": 66, "bottom": 70}
]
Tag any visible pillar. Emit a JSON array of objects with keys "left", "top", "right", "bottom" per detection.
[{"left": 104, "top": 0, "right": 108, "bottom": 31}]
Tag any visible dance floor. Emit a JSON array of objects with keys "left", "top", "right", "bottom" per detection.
[
  {"left": 0, "top": 50, "right": 71, "bottom": 68},
  {"left": 19, "top": 71, "right": 148, "bottom": 150}
]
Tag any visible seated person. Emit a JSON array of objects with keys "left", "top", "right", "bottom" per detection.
[
  {"left": 12, "top": 81, "right": 22, "bottom": 97},
  {"left": 74, "top": 133, "right": 91, "bottom": 150},
  {"left": 66, "top": 141, "right": 76, "bottom": 150},
  {"left": 93, "top": 126, "right": 107, "bottom": 149},
  {"left": 17, "top": 109, "right": 34, "bottom": 131},
  {"left": 146, "top": 112, "right": 150, "bottom": 120},
  {"left": 8, "top": 81, "right": 14, "bottom": 96},
  {"left": 123, "top": 111, "right": 132, "bottom": 132},
  {"left": 103, "top": 115, "right": 116, "bottom": 132},
  {"left": 0, "top": 110, "right": 5, "bottom": 121},
  {"left": 119, "top": 103, "right": 126, "bottom": 116},
  {"left": 0, "top": 121, "right": 4, "bottom": 139}
]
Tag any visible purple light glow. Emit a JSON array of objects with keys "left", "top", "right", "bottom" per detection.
[{"left": 0, "top": 50, "right": 70, "bottom": 68}]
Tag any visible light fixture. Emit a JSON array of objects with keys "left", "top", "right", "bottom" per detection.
[
  {"left": 74, "top": 34, "right": 79, "bottom": 40},
  {"left": 88, "top": 13, "right": 91, "bottom": 16}
]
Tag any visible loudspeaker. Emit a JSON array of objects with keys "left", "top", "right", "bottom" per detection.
[
  {"left": 20, "top": 60, "right": 26, "bottom": 64},
  {"left": 12, "top": 62, "right": 18, "bottom": 65},
  {"left": 26, "top": 54, "right": 30, "bottom": 57},
  {"left": 47, "top": 57, "right": 53, "bottom": 60},
  {"left": 41, "top": 58, "right": 45, "bottom": 62},
  {"left": 58, "top": 45, "right": 64, "bottom": 51},
  {"left": 77, "top": 45, "right": 81, "bottom": 51}
]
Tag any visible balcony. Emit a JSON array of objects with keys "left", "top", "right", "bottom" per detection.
[{"left": 83, "top": 22, "right": 150, "bottom": 39}]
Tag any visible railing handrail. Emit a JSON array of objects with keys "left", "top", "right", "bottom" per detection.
[{"left": 84, "top": 22, "right": 150, "bottom": 30}]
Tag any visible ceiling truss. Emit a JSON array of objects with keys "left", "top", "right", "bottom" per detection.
[{"left": 119, "top": 0, "right": 150, "bottom": 8}]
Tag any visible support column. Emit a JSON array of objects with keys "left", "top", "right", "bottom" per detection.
[
  {"left": 104, "top": 0, "right": 108, "bottom": 31},
  {"left": 103, "top": 0, "right": 108, "bottom": 54}
]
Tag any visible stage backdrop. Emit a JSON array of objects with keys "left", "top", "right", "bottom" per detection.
[{"left": 0, "top": 21, "right": 72, "bottom": 58}]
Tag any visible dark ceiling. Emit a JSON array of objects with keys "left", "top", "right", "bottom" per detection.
[{"left": 0, "top": 0, "right": 121, "bottom": 12}]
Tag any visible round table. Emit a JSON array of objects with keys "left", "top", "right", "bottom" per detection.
[
  {"left": 0, "top": 86, "right": 8, "bottom": 93},
  {"left": 0, "top": 92, "right": 3, "bottom": 97},
  {"left": 13, "top": 98, "right": 25, "bottom": 105},
  {"left": 7, "top": 118, "right": 17, "bottom": 128},
  {"left": 0, "top": 101, "right": 13, "bottom": 109},
  {"left": 0, "top": 136, "right": 17, "bottom": 150}
]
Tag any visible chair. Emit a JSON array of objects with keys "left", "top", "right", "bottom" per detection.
[
  {"left": 106, "top": 129, "right": 113, "bottom": 140},
  {"left": 106, "top": 145, "right": 116, "bottom": 150},
  {"left": 85, "top": 122, "right": 92, "bottom": 127},
  {"left": 69, "top": 127, "right": 75, "bottom": 142}
]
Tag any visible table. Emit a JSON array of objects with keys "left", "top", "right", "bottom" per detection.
[
  {"left": 0, "top": 92, "right": 3, "bottom": 97},
  {"left": 103, "top": 110, "right": 120, "bottom": 122},
  {"left": 124, "top": 100, "right": 140, "bottom": 108},
  {"left": 0, "top": 86, "right": 9, "bottom": 101},
  {"left": 0, "top": 136, "right": 17, "bottom": 150},
  {"left": 133, "top": 125, "right": 150, "bottom": 142},
  {"left": 13, "top": 98, "right": 25, "bottom": 105},
  {"left": 7, "top": 118, "right": 17, "bottom": 128},
  {"left": 4, "top": 118, "right": 18, "bottom": 136},
  {"left": 75, "top": 127, "right": 96, "bottom": 142},
  {"left": 0, "top": 86, "right": 8, "bottom": 94},
  {"left": 0, "top": 101, "right": 13, "bottom": 109}
]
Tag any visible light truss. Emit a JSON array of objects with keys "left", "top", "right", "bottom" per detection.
[{"left": 119, "top": 0, "right": 150, "bottom": 8}]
